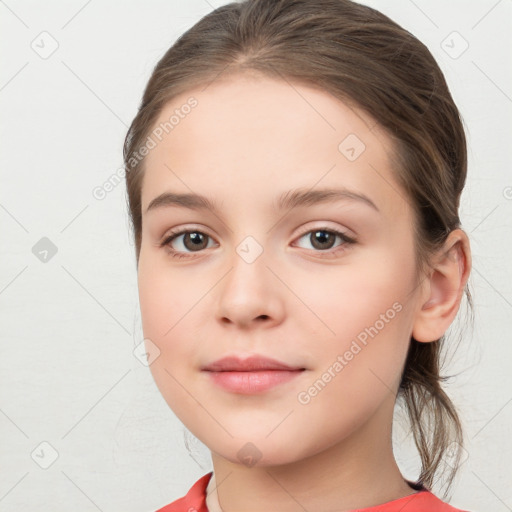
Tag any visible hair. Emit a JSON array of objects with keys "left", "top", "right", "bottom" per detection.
[{"left": 123, "top": 0, "right": 472, "bottom": 499}]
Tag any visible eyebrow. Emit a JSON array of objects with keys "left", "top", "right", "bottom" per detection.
[{"left": 144, "top": 187, "right": 379, "bottom": 215}]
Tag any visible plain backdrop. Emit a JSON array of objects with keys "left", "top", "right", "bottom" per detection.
[{"left": 1, "top": 1, "right": 511, "bottom": 511}]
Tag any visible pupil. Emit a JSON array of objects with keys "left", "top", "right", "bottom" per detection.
[
  {"left": 313, "top": 230, "right": 334, "bottom": 250},
  {"left": 186, "top": 232, "right": 207, "bottom": 250}
]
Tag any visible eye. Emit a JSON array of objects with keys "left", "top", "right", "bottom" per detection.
[
  {"left": 293, "top": 227, "right": 356, "bottom": 255},
  {"left": 161, "top": 226, "right": 356, "bottom": 260},
  {"left": 161, "top": 229, "right": 217, "bottom": 259}
]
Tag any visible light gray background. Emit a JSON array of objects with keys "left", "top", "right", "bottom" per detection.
[{"left": 1, "top": 1, "right": 511, "bottom": 511}]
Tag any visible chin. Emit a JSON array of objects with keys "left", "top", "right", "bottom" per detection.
[{"left": 206, "top": 433, "right": 312, "bottom": 469}]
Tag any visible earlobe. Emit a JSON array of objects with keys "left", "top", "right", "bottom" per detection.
[{"left": 412, "top": 229, "right": 471, "bottom": 343}]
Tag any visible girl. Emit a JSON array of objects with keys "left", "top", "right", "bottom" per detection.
[{"left": 124, "top": 0, "right": 473, "bottom": 510}]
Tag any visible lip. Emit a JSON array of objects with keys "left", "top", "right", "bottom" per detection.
[
  {"left": 201, "top": 355, "right": 306, "bottom": 394},
  {"left": 201, "top": 355, "right": 305, "bottom": 372}
]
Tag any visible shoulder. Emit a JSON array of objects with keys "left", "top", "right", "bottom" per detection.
[
  {"left": 153, "top": 473, "right": 474, "bottom": 512},
  {"left": 390, "top": 488, "right": 473, "bottom": 512},
  {"left": 155, "top": 472, "right": 212, "bottom": 512}
]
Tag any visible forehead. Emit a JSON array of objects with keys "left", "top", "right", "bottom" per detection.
[{"left": 140, "top": 73, "right": 407, "bottom": 217}]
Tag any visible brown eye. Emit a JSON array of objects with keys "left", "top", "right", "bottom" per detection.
[
  {"left": 180, "top": 232, "right": 209, "bottom": 251},
  {"left": 295, "top": 228, "right": 355, "bottom": 252},
  {"left": 161, "top": 230, "right": 215, "bottom": 257},
  {"left": 309, "top": 230, "right": 337, "bottom": 250}
]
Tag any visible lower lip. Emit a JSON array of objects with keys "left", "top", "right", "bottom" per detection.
[{"left": 205, "top": 370, "right": 304, "bottom": 394}]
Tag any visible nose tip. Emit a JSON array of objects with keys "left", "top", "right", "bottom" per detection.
[{"left": 213, "top": 237, "right": 286, "bottom": 329}]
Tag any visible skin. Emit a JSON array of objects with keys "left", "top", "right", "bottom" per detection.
[{"left": 137, "top": 72, "right": 471, "bottom": 511}]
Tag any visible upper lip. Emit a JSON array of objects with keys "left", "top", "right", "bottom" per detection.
[{"left": 202, "top": 355, "right": 305, "bottom": 372}]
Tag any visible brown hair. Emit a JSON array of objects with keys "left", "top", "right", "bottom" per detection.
[{"left": 123, "top": 0, "right": 471, "bottom": 498}]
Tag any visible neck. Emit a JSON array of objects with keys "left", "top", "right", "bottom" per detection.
[{"left": 205, "top": 396, "right": 416, "bottom": 512}]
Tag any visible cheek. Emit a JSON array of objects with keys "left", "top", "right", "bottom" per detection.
[
  {"left": 289, "top": 273, "right": 414, "bottom": 449},
  {"left": 138, "top": 262, "right": 204, "bottom": 419},
  {"left": 137, "top": 258, "right": 200, "bottom": 378},
  {"left": 291, "top": 252, "right": 417, "bottom": 401},
  {"left": 295, "top": 257, "right": 414, "bottom": 344},
  {"left": 138, "top": 254, "right": 195, "bottom": 337}
]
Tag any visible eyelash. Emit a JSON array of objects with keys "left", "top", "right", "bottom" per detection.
[{"left": 160, "top": 227, "right": 357, "bottom": 260}]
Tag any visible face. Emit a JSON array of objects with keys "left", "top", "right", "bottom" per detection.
[{"left": 137, "top": 73, "right": 424, "bottom": 467}]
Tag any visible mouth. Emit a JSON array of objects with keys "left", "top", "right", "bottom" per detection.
[
  {"left": 201, "top": 355, "right": 305, "bottom": 372},
  {"left": 201, "top": 355, "right": 306, "bottom": 394}
]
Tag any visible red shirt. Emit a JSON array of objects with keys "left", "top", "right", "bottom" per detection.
[{"left": 155, "top": 472, "right": 471, "bottom": 511}]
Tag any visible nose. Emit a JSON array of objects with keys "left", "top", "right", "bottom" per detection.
[{"left": 215, "top": 246, "right": 285, "bottom": 330}]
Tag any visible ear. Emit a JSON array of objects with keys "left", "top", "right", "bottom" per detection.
[{"left": 412, "top": 229, "right": 471, "bottom": 343}]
